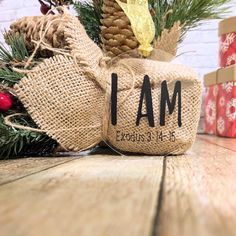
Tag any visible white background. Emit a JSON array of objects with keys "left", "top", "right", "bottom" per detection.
[{"left": 0, "top": 0, "right": 236, "bottom": 80}]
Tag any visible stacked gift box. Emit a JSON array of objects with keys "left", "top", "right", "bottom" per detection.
[{"left": 204, "top": 17, "right": 236, "bottom": 138}]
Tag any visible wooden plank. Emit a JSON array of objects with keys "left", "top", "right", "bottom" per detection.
[
  {"left": 157, "top": 137, "right": 236, "bottom": 236},
  {"left": 198, "top": 134, "right": 236, "bottom": 152},
  {"left": 0, "top": 157, "right": 75, "bottom": 185},
  {"left": 0, "top": 155, "right": 164, "bottom": 236}
]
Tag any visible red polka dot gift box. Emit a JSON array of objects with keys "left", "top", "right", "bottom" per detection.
[
  {"left": 204, "top": 65, "right": 236, "bottom": 138},
  {"left": 219, "top": 17, "right": 236, "bottom": 67}
]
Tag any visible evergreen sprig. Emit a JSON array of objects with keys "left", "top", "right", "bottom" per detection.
[
  {"left": 0, "top": 114, "right": 57, "bottom": 158},
  {"left": 75, "top": 0, "right": 230, "bottom": 44},
  {"left": 0, "top": 33, "right": 58, "bottom": 158},
  {"left": 1, "top": 33, "right": 29, "bottom": 63},
  {"left": 150, "top": 0, "right": 231, "bottom": 40},
  {"left": 74, "top": 0, "right": 103, "bottom": 44},
  {"left": 0, "top": 68, "right": 24, "bottom": 87}
]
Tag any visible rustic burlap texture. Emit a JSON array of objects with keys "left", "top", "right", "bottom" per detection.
[{"left": 14, "top": 13, "right": 202, "bottom": 155}]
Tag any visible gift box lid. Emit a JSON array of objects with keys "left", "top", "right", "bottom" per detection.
[
  {"left": 204, "top": 71, "right": 217, "bottom": 86},
  {"left": 219, "top": 16, "right": 236, "bottom": 35},
  {"left": 204, "top": 64, "right": 236, "bottom": 86}
]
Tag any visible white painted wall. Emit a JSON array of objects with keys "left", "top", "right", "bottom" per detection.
[
  {"left": 0, "top": 0, "right": 236, "bottom": 80},
  {"left": 0, "top": 0, "right": 40, "bottom": 43},
  {"left": 178, "top": 0, "right": 236, "bottom": 79}
]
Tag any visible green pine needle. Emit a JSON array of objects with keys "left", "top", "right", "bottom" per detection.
[
  {"left": 0, "top": 32, "right": 57, "bottom": 159},
  {"left": 0, "top": 33, "right": 29, "bottom": 63},
  {"left": 74, "top": 0, "right": 103, "bottom": 45},
  {"left": 0, "top": 68, "right": 24, "bottom": 87},
  {"left": 75, "top": 0, "right": 231, "bottom": 44},
  {"left": 0, "top": 114, "right": 57, "bottom": 159},
  {"left": 0, "top": 43, "right": 13, "bottom": 62},
  {"left": 149, "top": 0, "right": 231, "bottom": 40}
]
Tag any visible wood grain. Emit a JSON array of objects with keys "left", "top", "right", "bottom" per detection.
[
  {"left": 157, "top": 137, "right": 236, "bottom": 236},
  {"left": 198, "top": 134, "right": 236, "bottom": 152},
  {"left": 0, "top": 157, "right": 75, "bottom": 185},
  {"left": 0, "top": 155, "right": 164, "bottom": 236}
]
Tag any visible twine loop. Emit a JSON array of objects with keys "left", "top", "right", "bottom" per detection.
[{"left": 4, "top": 113, "right": 44, "bottom": 133}]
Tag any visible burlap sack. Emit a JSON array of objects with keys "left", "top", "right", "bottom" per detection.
[{"left": 14, "top": 13, "right": 202, "bottom": 155}]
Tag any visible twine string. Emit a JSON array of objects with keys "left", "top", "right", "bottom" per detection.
[{"left": 4, "top": 113, "right": 45, "bottom": 133}]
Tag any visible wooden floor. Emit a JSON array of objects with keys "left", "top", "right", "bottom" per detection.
[{"left": 0, "top": 135, "right": 236, "bottom": 236}]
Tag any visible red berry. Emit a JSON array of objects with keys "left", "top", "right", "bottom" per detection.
[{"left": 0, "top": 92, "right": 13, "bottom": 112}]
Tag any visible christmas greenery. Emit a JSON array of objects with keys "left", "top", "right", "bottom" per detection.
[
  {"left": 0, "top": 113, "right": 57, "bottom": 158},
  {"left": 0, "top": 0, "right": 231, "bottom": 158},
  {"left": 0, "top": 69, "right": 23, "bottom": 87},
  {"left": 0, "top": 34, "right": 57, "bottom": 159},
  {"left": 0, "top": 34, "right": 29, "bottom": 63},
  {"left": 74, "top": 0, "right": 103, "bottom": 44},
  {"left": 149, "top": 0, "right": 231, "bottom": 40},
  {"left": 75, "top": 0, "right": 230, "bottom": 44}
]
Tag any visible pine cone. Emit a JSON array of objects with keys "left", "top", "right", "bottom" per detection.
[
  {"left": 6, "top": 14, "right": 69, "bottom": 58},
  {"left": 100, "top": 0, "right": 138, "bottom": 58}
]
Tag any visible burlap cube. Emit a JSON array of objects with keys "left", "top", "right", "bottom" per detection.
[{"left": 14, "top": 13, "right": 201, "bottom": 155}]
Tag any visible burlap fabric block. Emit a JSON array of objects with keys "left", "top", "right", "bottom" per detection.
[{"left": 14, "top": 13, "right": 202, "bottom": 155}]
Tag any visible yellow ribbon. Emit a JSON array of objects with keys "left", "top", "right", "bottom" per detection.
[{"left": 116, "top": 0, "right": 155, "bottom": 57}]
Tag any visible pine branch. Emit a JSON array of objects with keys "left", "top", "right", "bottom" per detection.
[
  {"left": 0, "top": 32, "right": 57, "bottom": 159},
  {"left": 149, "top": 0, "right": 231, "bottom": 40},
  {"left": 2, "top": 33, "right": 29, "bottom": 63},
  {"left": 0, "top": 68, "right": 24, "bottom": 87},
  {"left": 0, "top": 43, "right": 14, "bottom": 62},
  {"left": 75, "top": 0, "right": 230, "bottom": 44},
  {"left": 74, "top": 0, "right": 102, "bottom": 45},
  {"left": 0, "top": 113, "right": 57, "bottom": 159}
]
